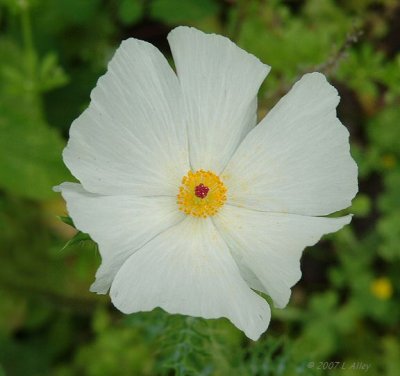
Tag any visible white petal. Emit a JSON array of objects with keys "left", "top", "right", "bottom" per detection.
[
  {"left": 168, "top": 26, "right": 270, "bottom": 174},
  {"left": 56, "top": 182, "right": 184, "bottom": 293},
  {"left": 222, "top": 72, "right": 358, "bottom": 216},
  {"left": 214, "top": 205, "right": 352, "bottom": 308},
  {"left": 63, "top": 38, "right": 189, "bottom": 196},
  {"left": 110, "top": 216, "right": 271, "bottom": 340}
]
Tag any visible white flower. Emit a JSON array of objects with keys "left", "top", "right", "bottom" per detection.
[{"left": 55, "top": 26, "right": 358, "bottom": 340}]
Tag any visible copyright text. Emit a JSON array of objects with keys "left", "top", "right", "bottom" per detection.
[{"left": 307, "top": 361, "right": 371, "bottom": 372}]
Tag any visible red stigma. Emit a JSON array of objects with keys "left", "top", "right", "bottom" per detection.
[{"left": 194, "top": 183, "right": 209, "bottom": 199}]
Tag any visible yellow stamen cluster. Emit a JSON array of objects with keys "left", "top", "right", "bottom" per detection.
[
  {"left": 177, "top": 170, "right": 227, "bottom": 218},
  {"left": 370, "top": 277, "right": 393, "bottom": 300}
]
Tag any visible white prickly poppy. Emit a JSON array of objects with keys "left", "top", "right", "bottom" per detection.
[{"left": 55, "top": 26, "right": 358, "bottom": 341}]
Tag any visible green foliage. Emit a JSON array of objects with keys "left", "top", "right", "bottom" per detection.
[
  {"left": 118, "top": 0, "right": 143, "bottom": 25},
  {"left": 0, "top": 105, "right": 67, "bottom": 199},
  {"left": 0, "top": 0, "right": 399, "bottom": 375},
  {"left": 0, "top": 33, "right": 69, "bottom": 199},
  {"left": 58, "top": 216, "right": 94, "bottom": 251},
  {"left": 150, "top": 0, "right": 219, "bottom": 24},
  {"left": 157, "top": 316, "right": 214, "bottom": 376}
]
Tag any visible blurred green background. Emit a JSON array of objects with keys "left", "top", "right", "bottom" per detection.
[{"left": 0, "top": 0, "right": 399, "bottom": 375}]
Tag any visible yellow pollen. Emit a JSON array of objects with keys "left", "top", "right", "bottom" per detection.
[{"left": 177, "top": 170, "right": 227, "bottom": 218}]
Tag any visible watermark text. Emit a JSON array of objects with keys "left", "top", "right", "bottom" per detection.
[{"left": 307, "top": 361, "right": 371, "bottom": 372}]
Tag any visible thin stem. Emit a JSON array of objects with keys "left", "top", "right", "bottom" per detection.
[
  {"left": 313, "top": 27, "right": 364, "bottom": 76},
  {"left": 20, "top": 0, "right": 35, "bottom": 70},
  {"left": 19, "top": 0, "right": 44, "bottom": 118}
]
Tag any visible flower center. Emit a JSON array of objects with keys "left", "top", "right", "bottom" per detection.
[{"left": 177, "top": 170, "right": 227, "bottom": 218}]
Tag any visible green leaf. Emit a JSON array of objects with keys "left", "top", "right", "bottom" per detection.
[
  {"left": 0, "top": 39, "right": 70, "bottom": 200},
  {"left": 150, "top": 0, "right": 219, "bottom": 24},
  {"left": 118, "top": 0, "right": 143, "bottom": 25},
  {"left": 61, "top": 231, "right": 92, "bottom": 251},
  {"left": 377, "top": 212, "right": 400, "bottom": 261},
  {"left": 49, "top": 0, "right": 102, "bottom": 25},
  {"left": 351, "top": 194, "right": 372, "bottom": 217},
  {"left": 368, "top": 105, "right": 400, "bottom": 155},
  {"left": 379, "top": 171, "right": 400, "bottom": 213},
  {"left": 38, "top": 53, "right": 69, "bottom": 92},
  {"left": 0, "top": 101, "right": 69, "bottom": 200},
  {"left": 58, "top": 216, "right": 75, "bottom": 228}
]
